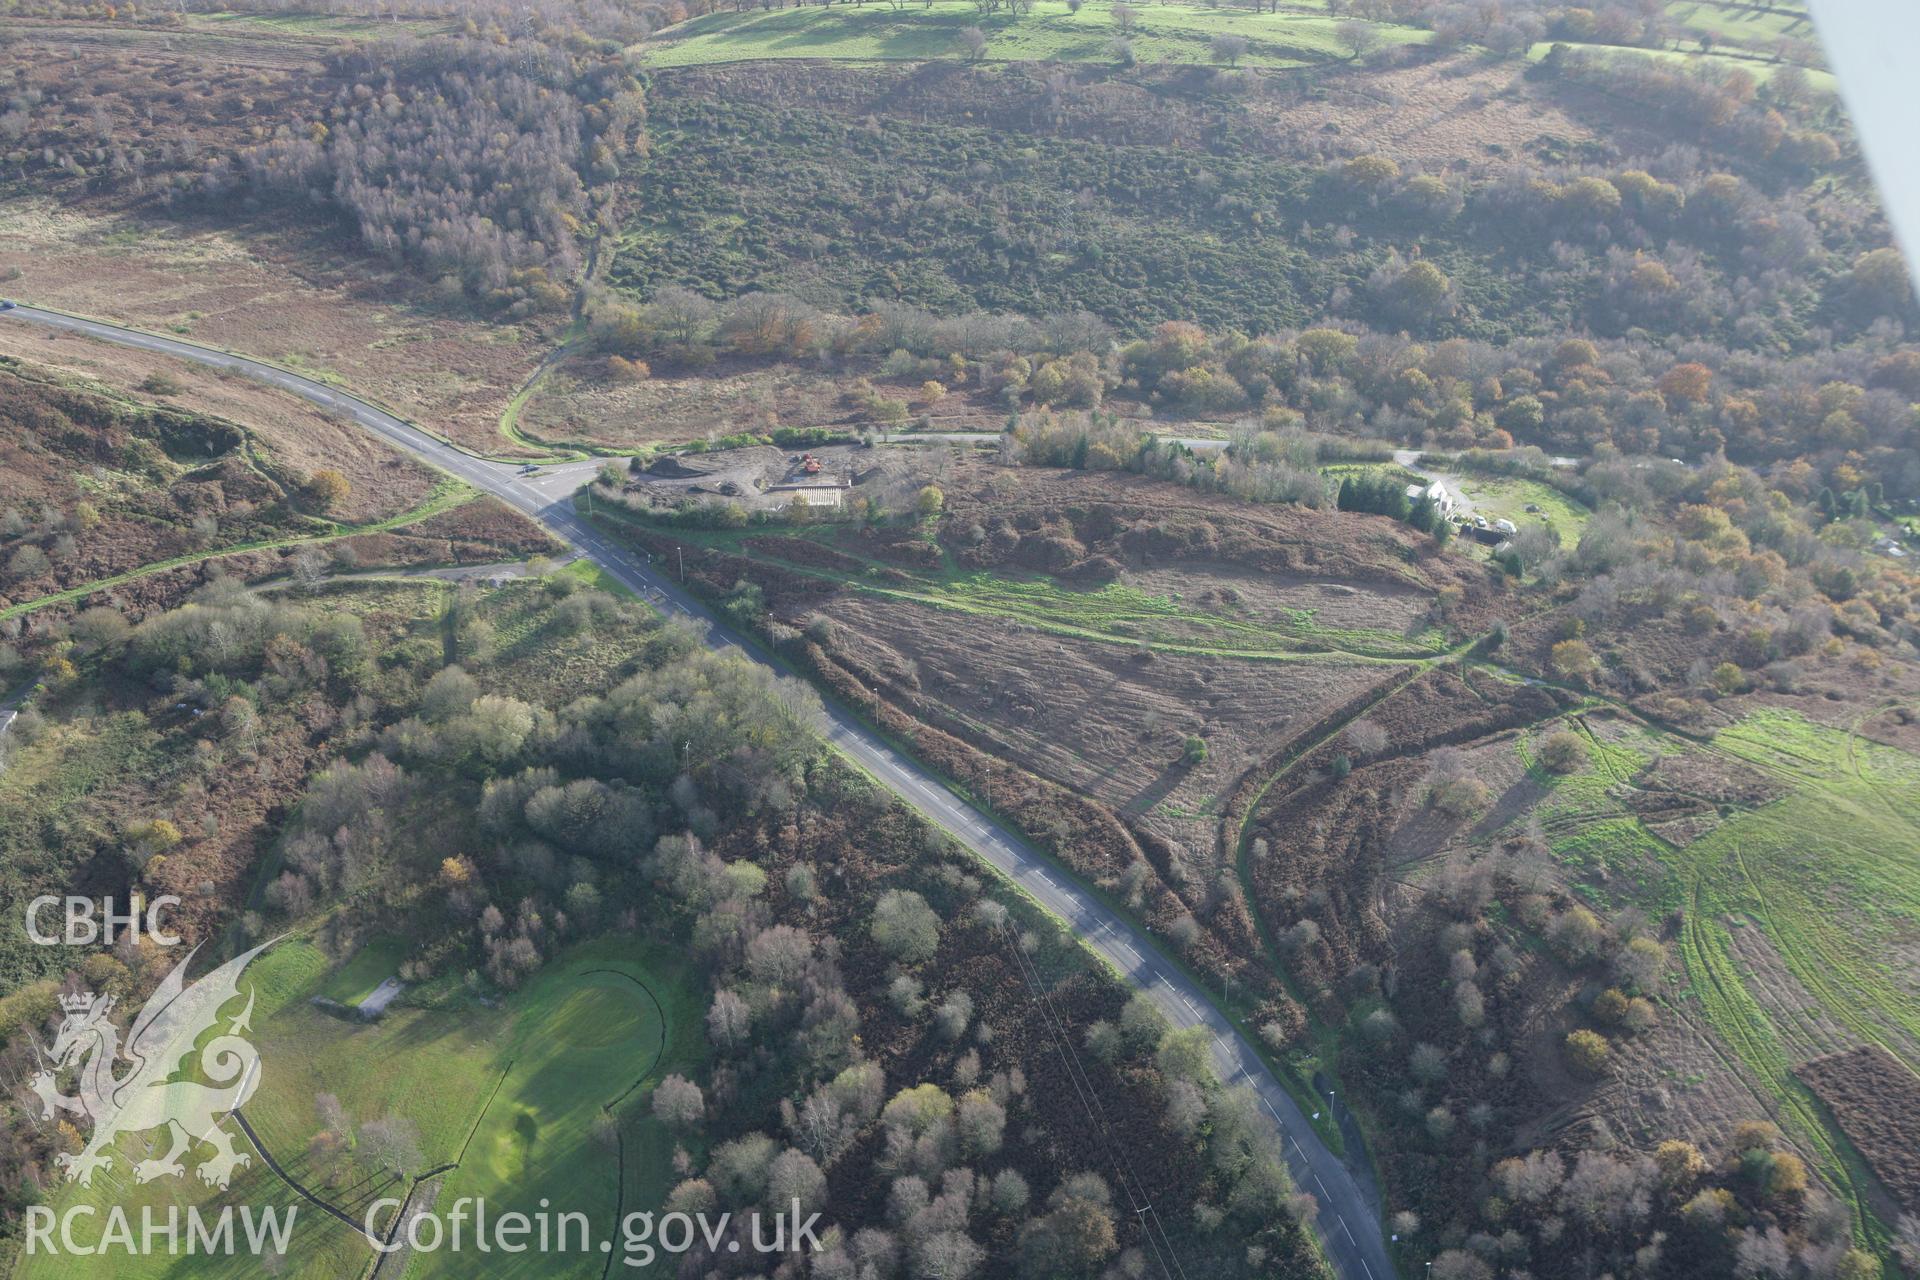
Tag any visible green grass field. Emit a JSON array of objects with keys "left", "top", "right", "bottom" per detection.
[
  {"left": 407, "top": 942, "right": 702, "bottom": 1280},
  {"left": 1514, "top": 717, "right": 1667, "bottom": 908},
  {"left": 1513, "top": 708, "right": 1920, "bottom": 1063},
  {"left": 1683, "top": 711, "right": 1920, "bottom": 1059},
  {"left": 1528, "top": 32, "right": 1836, "bottom": 90},
  {"left": 1449, "top": 473, "right": 1592, "bottom": 545},
  {"left": 640, "top": 0, "right": 1426, "bottom": 69},
  {"left": 1666, "top": 0, "right": 1818, "bottom": 58},
  {"left": 15, "top": 938, "right": 701, "bottom": 1280},
  {"left": 1319, "top": 462, "right": 1591, "bottom": 549},
  {"left": 320, "top": 937, "right": 407, "bottom": 1007},
  {"left": 1506, "top": 706, "right": 1920, "bottom": 1242}
]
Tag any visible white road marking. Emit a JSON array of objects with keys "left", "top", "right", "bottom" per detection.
[{"left": 1, "top": 303, "right": 1398, "bottom": 1280}]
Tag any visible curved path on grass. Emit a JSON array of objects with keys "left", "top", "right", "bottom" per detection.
[
  {"left": 0, "top": 474, "right": 478, "bottom": 622},
  {"left": 0, "top": 302, "right": 1398, "bottom": 1280},
  {"left": 230, "top": 1109, "right": 383, "bottom": 1243}
]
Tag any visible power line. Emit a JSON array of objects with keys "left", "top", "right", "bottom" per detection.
[
  {"left": 995, "top": 922, "right": 1190, "bottom": 1280},
  {"left": 1004, "top": 926, "right": 1195, "bottom": 1280}
]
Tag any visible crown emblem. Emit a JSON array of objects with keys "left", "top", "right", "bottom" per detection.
[{"left": 35, "top": 941, "right": 276, "bottom": 1193}]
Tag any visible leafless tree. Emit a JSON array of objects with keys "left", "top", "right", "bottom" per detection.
[{"left": 1335, "top": 18, "right": 1380, "bottom": 59}]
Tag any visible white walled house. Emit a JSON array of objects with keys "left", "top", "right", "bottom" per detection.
[{"left": 1405, "top": 479, "right": 1456, "bottom": 517}]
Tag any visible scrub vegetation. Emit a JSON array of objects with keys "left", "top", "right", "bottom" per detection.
[{"left": 3, "top": 0, "right": 1920, "bottom": 1275}]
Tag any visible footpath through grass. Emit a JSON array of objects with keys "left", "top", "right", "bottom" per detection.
[
  {"left": 595, "top": 506, "right": 1451, "bottom": 662},
  {"left": 0, "top": 477, "right": 479, "bottom": 622},
  {"left": 494, "top": 320, "right": 611, "bottom": 463}
]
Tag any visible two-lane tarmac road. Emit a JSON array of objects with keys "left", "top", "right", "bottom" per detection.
[{"left": 2, "top": 302, "right": 1397, "bottom": 1280}]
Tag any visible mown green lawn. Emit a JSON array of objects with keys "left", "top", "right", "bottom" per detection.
[
  {"left": 410, "top": 941, "right": 704, "bottom": 1280},
  {"left": 15, "top": 939, "right": 702, "bottom": 1280},
  {"left": 641, "top": 0, "right": 1426, "bottom": 69},
  {"left": 320, "top": 936, "right": 408, "bottom": 1006},
  {"left": 1450, "top": 473, "right": 1592, "bottom": 544}
]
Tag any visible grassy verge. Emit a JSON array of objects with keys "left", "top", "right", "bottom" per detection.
[
  {"left": 0, "top": 477, "right": 476, "bottom": 622},
  {"left": 588, "top": 504, "right": 1450, "bottom": 663},
  {"left": 5, "top": 300, "right": 557, "bottom": 467},
  {"left": 494, "top": 321, "right": 612, "bottom": 462},
  {"left": 556, "top": 556, "right": 636, "bottom": 599}
]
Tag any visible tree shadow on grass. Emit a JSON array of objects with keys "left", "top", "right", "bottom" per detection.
[
  {"left": 1121, "top": 757, "right": 1190, "bottom": 818},
  {"left": 1470, "top": 771, "right": 1553, "bottom": 843}
]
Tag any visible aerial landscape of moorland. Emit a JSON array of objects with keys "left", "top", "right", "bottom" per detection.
[{"left": 0, "top": 1, "right": 1918, "bottom": 1278}]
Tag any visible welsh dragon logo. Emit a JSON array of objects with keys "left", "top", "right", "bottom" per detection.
[{"left": 30, "top": 939, "right": 275, "bottom": 1190}]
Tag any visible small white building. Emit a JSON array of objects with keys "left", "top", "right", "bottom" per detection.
[{"left": 1405, "top": 479, "right": 1456, "bottom": 517}]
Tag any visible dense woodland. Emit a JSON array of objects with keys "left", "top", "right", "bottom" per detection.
[
  {"left": 0, "top": 583, "right": 1325, "bottom": 1278},
  {"left": 587, "top": 283, "right": 1920, "bottom": 508},
  {"left": 227, "top": 41, "right": 644, "bottom": 312},
  {"left": 3, "top": 1, "right": 1920, "bottom": 1277},
  {"left": 0, "top": 22, "right": 643, "bottom": 312}
]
